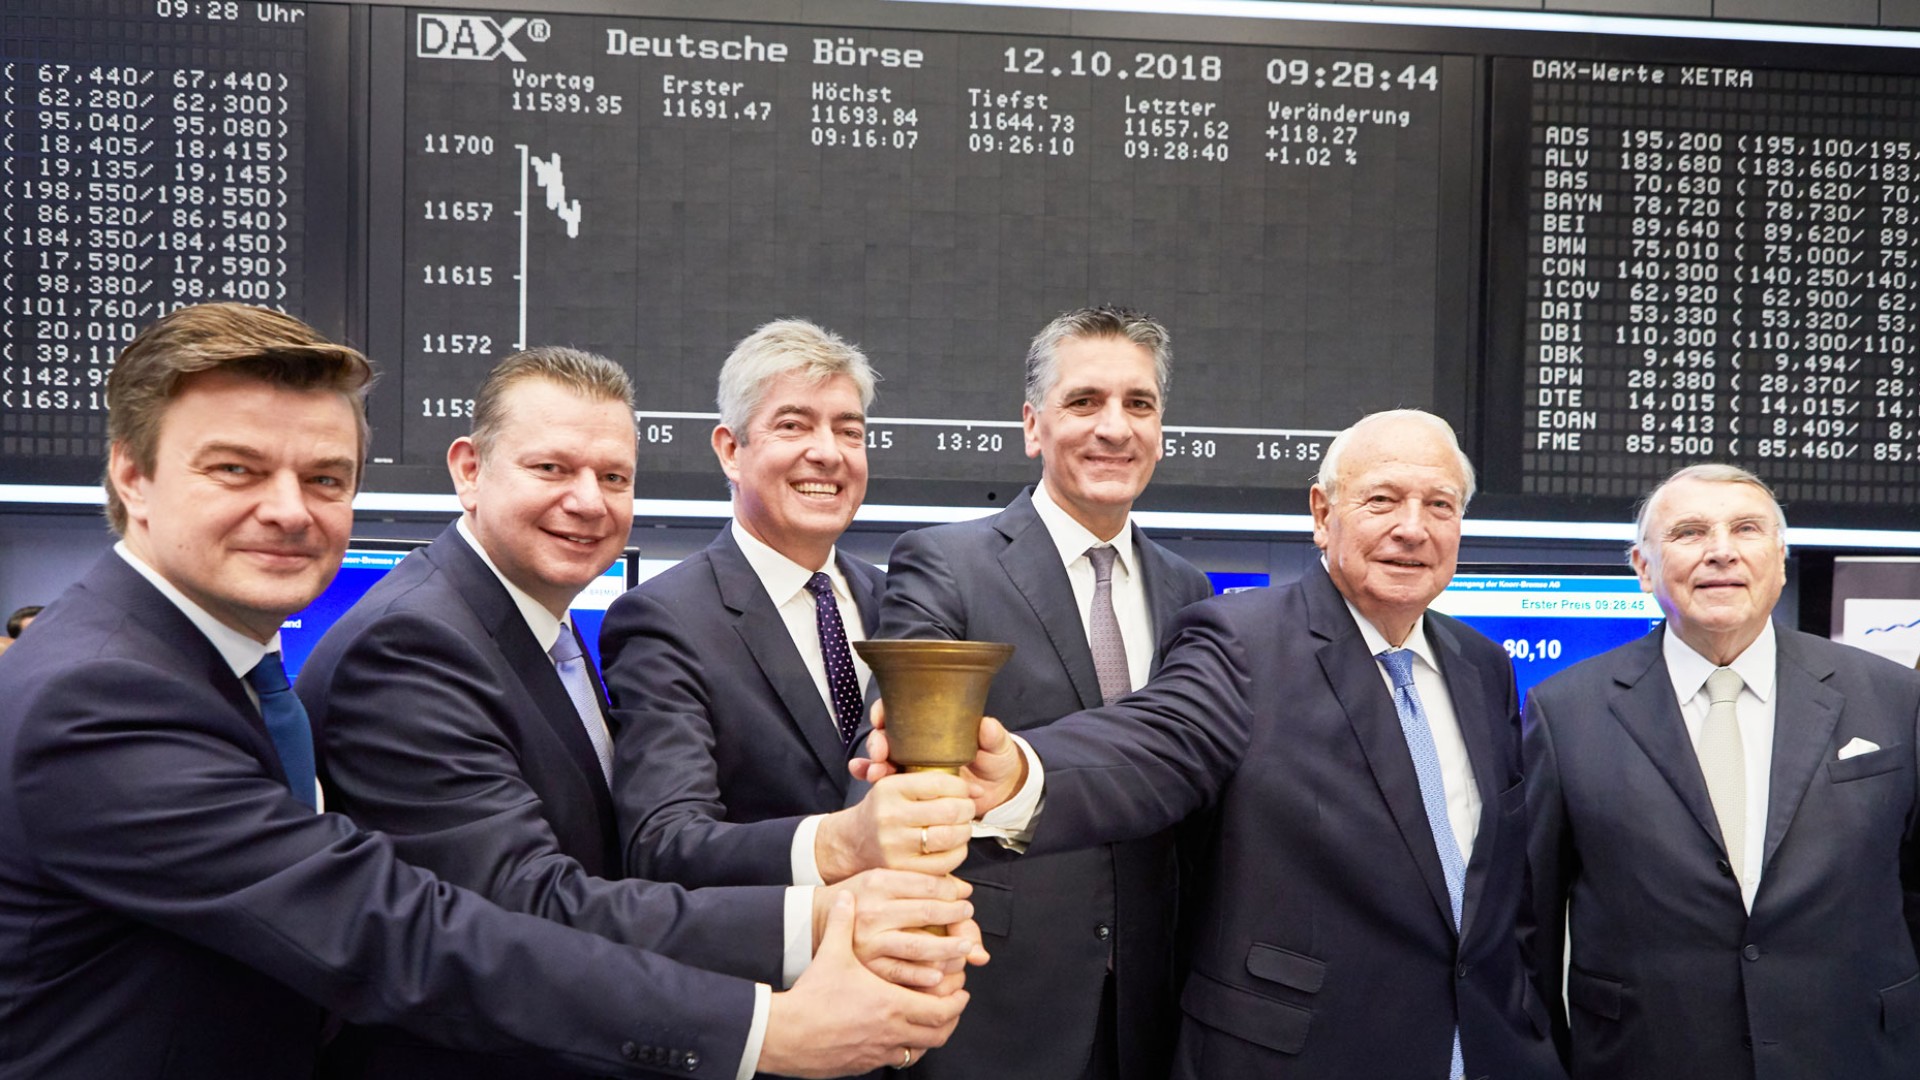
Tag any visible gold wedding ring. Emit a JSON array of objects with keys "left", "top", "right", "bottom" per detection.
[
  {"left": 918, "top": 826, "right": 930, "bottom": 855},
  {"left": 900, "top": 1048, "right": 914, "bottom": 1068}
]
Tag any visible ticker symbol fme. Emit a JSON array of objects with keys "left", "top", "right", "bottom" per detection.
[{"left": 417, "top": 14, "right": 529, "bottom": 62}]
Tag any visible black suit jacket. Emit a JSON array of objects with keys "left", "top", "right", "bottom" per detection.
[
  {"left": 875, "top": 489, "right": 1213, "bottom": 1080},
  {"left": 600, "top": 526, "right": 886, "bottom": 887},
  {"left": 297, "top": 525, "right": 784, "bottom": 1079},
  {"left": 1017, "top": 562, "right": 1564, "bottom": 1080},
  {"left": 0, "top": 552, "right": 755, "bottom": 1080},
  {"left": 1525, "top": 626, "right": 1920, "bottom": 1080}
]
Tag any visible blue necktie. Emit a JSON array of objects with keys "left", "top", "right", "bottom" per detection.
[
  {"left": 804, "top": 572, "right": 863, "bottom": 748},
  {"left": 1377, "top": 648, "right": 1467, "bottom": 1080},
  {"left": 245, "top": 652, "right": 316, "bottom": 809}
]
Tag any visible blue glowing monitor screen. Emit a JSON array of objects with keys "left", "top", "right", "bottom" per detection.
[
  {"left": 280, "top": 544, "right": 628, "bottom": 678},
  {"left": 1429, "top": 571, "right": 1662, "bottom": 702}
]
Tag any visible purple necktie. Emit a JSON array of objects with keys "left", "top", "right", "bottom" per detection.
[
  {"left": 1087, "top": 546, "right": 1131, "bottom": 705},
  {"left": 805, "top": 572, "right": 863, "bottom": 748}
]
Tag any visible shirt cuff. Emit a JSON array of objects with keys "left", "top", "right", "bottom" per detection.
[
  {"left": 781, "top": 885, "right": 814, "bottom": 989},
  {"left": 973, "top": 733, "right": 1043, "bottom": 849},
  {"left": 789, "top": 814, "right": 827, "bottom": 886},
  {"left": 737, "top": 983, "right": 771, "bottom": 1080}
]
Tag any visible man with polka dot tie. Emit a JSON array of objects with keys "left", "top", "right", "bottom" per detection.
[{"left": 601, "top": 320, "right": 979, "bottom": 908}]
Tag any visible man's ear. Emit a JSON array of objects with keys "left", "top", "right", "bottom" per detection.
[
  {"left": 108, "top": 442, "right": 151, "bottom": 530},
  {"left": 447, "top": 437, "right": 482, "bottom": 514}
]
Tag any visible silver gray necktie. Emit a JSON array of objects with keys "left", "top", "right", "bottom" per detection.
[{"left": 1700, "top": 666, "right": 1747, "bottom": 882}]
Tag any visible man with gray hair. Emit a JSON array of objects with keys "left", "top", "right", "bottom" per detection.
[
  {"left": 600, "top": 321, "right": 978, "bottom": 961},
  {"left": 300, "top": 344, "right": 982, "bottom": 1079},
  {"left": 872, "top": 306, "right": 1213, "bottom": 1080},
  {"left": 861, "top": 407, "right": 1565, "bottom": 1080},
  {"left": 1525, "top": 463, "right": 1920, "bottom": 1079}
]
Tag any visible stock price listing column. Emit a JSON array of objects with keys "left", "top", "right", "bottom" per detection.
[
  {"left": 1, "top": 0, "right": 307, "bottom": 481},
  {"left": 1510, "top": 58, "right": 1920, "bottom": 507},
  {"left": 400, "top": 11, "right": 1460, "bottom": 494}
]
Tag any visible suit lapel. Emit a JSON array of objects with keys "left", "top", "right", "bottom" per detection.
[
  {"left": 997, "top": 492, "right": 1104, "bottom": 710},
  {"left": 1426, "top": 616, "right": 1505, "bottom": 945},
  {"left": 429, "top": 530, "right": 613, "bottom": 809},
  {"left": 1305, "top": 566, "right": 1456, "bottom": 930},
  {"left": 1604, "top": 632, "right": 1727, "bottom": 853},
  {"left": 93, "top": 553, "right": 285, "bottom": 779},
  {"left": 709, "top": 529, "right": 852, "bottom": 790},
  {"left": 1761, "top": 631, "right": 1843, "bottom": 872},
  {"left": 841, "top": 552, "right": 884, "bottom": 751},
  {"left": 1133, "top": 525, "right": 1189, "bottom": 673}
]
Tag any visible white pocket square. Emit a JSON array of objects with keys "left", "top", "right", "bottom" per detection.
[{"left": 1837, "top": 737, "right": 1881, "bottom": 761}]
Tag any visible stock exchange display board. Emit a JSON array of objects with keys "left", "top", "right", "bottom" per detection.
[
  {"left": 381, "top": 8, "right": 1469, "bottom": 500},
  {"left": 7, "top": 0, "right": 1920, "bottom": 528},
  {"left": 1488, "top": 51, "right": 1920, "bottom": 517},
  {"left": 0, "top": 0, "right": 327, "bottom": 484}
]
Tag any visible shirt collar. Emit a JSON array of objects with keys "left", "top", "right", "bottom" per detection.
[
  {"left": 1662, "top": 618, "right": 1777, "bottom": 704},
  {"left": 1324, "top": 558, "right": 1439, "bottom": 672},
  {"left": 731, "top": 519, "right": 846, "bottom": 607},
  {"left": 1030, "top": 480, "right": 1138, "bottom": 578},
  {"left": 456, "top": 516, "right": 565, "bottom": 651},
  {"left": 114, "top": 542, "right": 278, "bottom": 679}
]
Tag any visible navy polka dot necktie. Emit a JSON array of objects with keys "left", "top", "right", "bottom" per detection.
[{"left": 805, "top": 572, "right": 863, "bottom": 748}]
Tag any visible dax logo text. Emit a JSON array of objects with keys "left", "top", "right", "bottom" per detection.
[{"left": 417, "top": 14, "right": 527, "bottom": 61}]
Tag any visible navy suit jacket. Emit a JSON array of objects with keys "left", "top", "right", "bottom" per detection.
[
  {"left": 875, "top": 489, "right": 1213, "bottom": 1080},
  {"left": 297, "top": 525, "right": 785, "bottom": 1079},
  {"left": 0, "top": 552, "right": 756, "bottom": 1080},
  {"left": 1525, "top": 627, "right": 1920, "bottom": 1080},
  {"left": 1016, "top": 562, "right": 1564, "bottom": 1080},
  {"left": 600, "top": 526, "right": 886, "bottom": 887}
]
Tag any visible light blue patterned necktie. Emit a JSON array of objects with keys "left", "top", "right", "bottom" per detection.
[
  {"left": 550, "top": 622, "right": 614, "bottom": 783},
  {"left": 1085, "top": 546, "right": 1131, "bottom": 705},
  {"left": 1377, "top": 647, "right": 1467, "bottom": 1080}
]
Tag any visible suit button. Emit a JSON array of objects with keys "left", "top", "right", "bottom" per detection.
[
  {"left": 681, "top": 1050, "right": 700, "bottom": 1071},
  {"left": 1716, "top": 859, "right": 1733, "bottom": 878},
  {"left": 1457, "top": 963, "right": 1469, "bottom": 979},
  {"left": 1742, "top": 1034, "right": 1753, "bottom": 1049},
  {"left": 1094, "top": 924, "right": 1111, "bottom": 941},
  {"left": 620, "top": 1042, "right": 639, "bottom": 1062},
  {"left": 1742, "top": 944, "right": 1761, "bottom": 961}
]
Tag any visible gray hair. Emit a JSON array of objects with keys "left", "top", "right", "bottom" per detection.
[
  {"left": 471, "top": 346, "right": 632, "bottom": 461},
  {"left": 716, "top": 319, "right": 877, "bottom": 439},
  {"left": 1314, "top": 409, "right": 1476, "bottom": 507},
  {"left": 1024, "top": 306, "right": 1172, "bottom": 411},
  {"left": 1631, "top": 463, "right": 1788, "bottom": 558}
]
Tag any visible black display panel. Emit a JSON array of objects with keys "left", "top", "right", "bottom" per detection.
[
  {"left": 0, "top": 0, "right": 347, "bottom": 487},
  {"left": 1487, "top": 55, "right": 1920, "bottom": 518},
  {"left": 376, "top": 7, "right": 1474, "bottom": 506}
]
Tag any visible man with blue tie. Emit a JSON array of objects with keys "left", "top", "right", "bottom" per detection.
[
  {"left": 862, "top": 409, "right": 1565, "bottom": 1080},
  {"left": 602, "top": 320, "right": 977, "bottom": 895},
  {"left": 299, "top": 345, "right": 984, "bottom": 1079},
  {"left": 1525, "top": 465, "right": 1920, "bottom": 1078},
  {"left": 0, "top": 303, "right": 970, "bottom": 1080}
]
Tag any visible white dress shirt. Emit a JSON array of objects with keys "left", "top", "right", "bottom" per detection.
[
  {"left": 114, "top": 542, "right": 323, "bottom": 812},
  {"left": 459, "top": 518, "right": 804, "bottom": 1079},
  {"left": 1346, "top": 598, "right": 1483, "bottom": 869},
  {"left": 1661, "top": 620, "right": 1777, "bottom": 913}
]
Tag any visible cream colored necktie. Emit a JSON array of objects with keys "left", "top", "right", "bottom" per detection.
[{"left": 1700, "top": 667, "right": 1747, "bottom": 882}]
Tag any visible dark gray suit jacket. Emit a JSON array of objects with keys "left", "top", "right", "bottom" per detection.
[
  {"left": 0, "top": 551, "right": 757, "bottom": 1080},
  {"left": 875, "top": 488, "right": 1213, "bottom": 1080},
  {"left": 600, "top": 525, "right": 886, "bottom": 887},
  {"left": 297, "top": 526, "right": 785, "bottom": 1079},
  {"left": 1018, "top": 561, "right": 1563, "bottom": 1080},
  {"left": 1525, "top": 626, "right": 1920, "bottom": 1080}
]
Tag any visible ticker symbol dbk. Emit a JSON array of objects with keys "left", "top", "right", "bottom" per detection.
[{"left": 416, "top": 15, "right": 532, "bottom": 62}]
